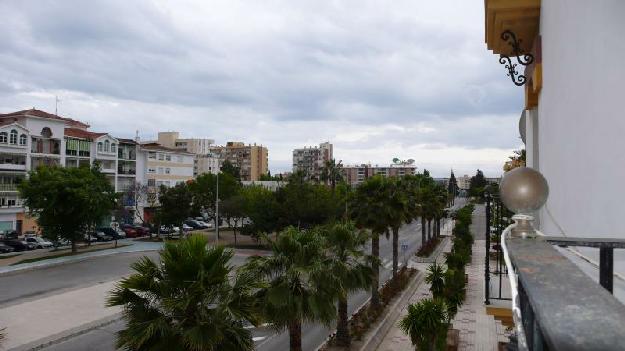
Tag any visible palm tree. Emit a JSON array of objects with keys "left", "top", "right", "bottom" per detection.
[
  {"left": 387, "top": 177, "right": 410, "bottom": 280},
  {"left": 425, "top": 262, "right": 446, "bottom": 299},
  {"left": 399, "top": 299, "right": 449, "bottom": 351},
  {"left": 243, "top": 227, "right": 337, "bottom": 351},
  {"left": 349, "top": 175, "right": 392, "bottom": 309},
  {"left": 320, "top": 159, "right": 343, "bottom": 190},
  {"left": 321, "top": 221, "right": 373, "bottom": 347},
  {"left": 107, "top": 235, "right": 262, "bottom": 351}
]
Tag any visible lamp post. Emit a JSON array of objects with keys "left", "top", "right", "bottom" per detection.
[{"left": 215, "top": 171, "right": 219, "bottom": 244}]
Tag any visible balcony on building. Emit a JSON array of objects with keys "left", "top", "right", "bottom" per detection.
[
  {"left": 0, "top": 153, "right": 27, "bottom": 171},
  {"left": 95, "top": 159, "right": 116, "bottom": 173},
  {"left": 31, "top": 137, "right": 60, "bottom": 155},
  {"left": 0, "top": 174, "right": 25, "bottom": 193},
  {"left": 31, "top": 156, "right": 60, "bottom": 169},
  {"left": 117, "top": 161, "right": 136, "bottom": 176},
  {"left": 117, "top": 144, "right": 136, "bottom": 160}
]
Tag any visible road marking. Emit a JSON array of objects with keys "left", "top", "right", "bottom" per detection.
[{"left": 253, "top": 336, "right": 267, "bottom": 342}]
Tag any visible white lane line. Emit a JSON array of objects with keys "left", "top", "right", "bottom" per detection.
[{"left": 253, "top": 336, "right": 267, "bottom": 342}]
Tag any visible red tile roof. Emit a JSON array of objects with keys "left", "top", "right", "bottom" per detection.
[
  {"left": 64, "top": 128, "right": 106, "bottom": 140},
  {"left": 0, "top": 109, "right": 90, "bottom": 128}
]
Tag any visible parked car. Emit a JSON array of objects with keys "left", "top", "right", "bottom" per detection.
[
  {"left": 3, "top": 239, "right": 32, "bottom": 251},
  {"left": 92, "top": 231, "right": 113, "bottom": 242},
  {"left": 196, "top": 220, "right": 212, "bottom": 228},
  {"left": 25, "top": 237, "right": 53, "bottom": 249},
  {"left": 0, "top": 243, "right": 14, "bottom": 253},
  {"left": 97, "top": 227, "right": 126, "bottom": 240},
  {"left": 182, "top": 224, "right": 192, "bottom": 232},
  {"left": 133, "top": 226, "right": 150, "bottom": 237},
  {"left": 83, "top": 233, "right": 99, "bottom": 243},
  {"left": 120, "top": 224, "right": 138, "bottom": 238},
  {"left": 184, "top": 220, "right": 203, "bottom": 230}
]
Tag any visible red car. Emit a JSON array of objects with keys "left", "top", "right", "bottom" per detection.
[
  {"left": 134, "top": 226, "right": 151, "bottom": 237},
  {"left": 120, "top": 224, "right": 138, "bottom": 238}
]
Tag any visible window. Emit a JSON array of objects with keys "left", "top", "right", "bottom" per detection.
[
  {"left": 104, "top": 140, "right": 110, "bottom": 152},
  {"left": 177, "top": 156, "right": 183, "bottom": 163},
  {"left": 41, "top": 127, "right": 52, "bottom": 138},
  {"left": 9, "top": 130, "right": 17, "bottom": 145},
  {"left": 165, "top": 168, "right": 171, "bottom": 174},
  {"left": 148, "top": 152, "right": 156, "bottom": 159},
  {"left": 148, "top": 168, "right": 156, "bottom": 174},
  {"left": 111, "top": 143, "right": 116, "bottom": 153},
  {"left": 147, "top": 179, "right": 155, "bottom": 186},
  {"left": 0, "top": 132, "right": 7, "bottom": 144},
  {"left": 19, "top": 134, "right": 27, "bottom": 146},
  {"left": 158, "top": 153, "right": 164, "bottom": 161},
  {"left": 157, "top": 167, "right": 164, "bottom": 174},
  {"left": 165, "top": 154, "right": 171, "bottom": 161},
  {"left": 97, "top": 142, "right": 103, "bottom": 152}
]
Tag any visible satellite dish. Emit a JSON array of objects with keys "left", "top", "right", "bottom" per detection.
[
  {"left": 407, "top": 159, "right": 415, "bottom": 165},
  {"left": 519, "top": 110, "right": 527, "bottom": 144}
]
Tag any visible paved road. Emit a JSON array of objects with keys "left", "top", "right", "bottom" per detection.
[{"left": 0, "top": 251, "right": 160, "bottom": 307}]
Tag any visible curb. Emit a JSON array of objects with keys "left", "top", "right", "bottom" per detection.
[
  {"left": 7, "top": 313, "right": 123, "bottom": 351},
  {"left": 357, "top": 270, "right": 425, "bottom": 351},
  {"left": 414, "top": 236, "right": 450, "bottom": 263}
]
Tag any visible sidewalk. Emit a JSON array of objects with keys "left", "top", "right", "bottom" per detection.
[{"left": 374, "top": 205, "right": 508, "bottom": 351}]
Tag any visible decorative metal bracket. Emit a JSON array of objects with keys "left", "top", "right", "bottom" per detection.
[{"left": 499, "top": 30, "right": 534, "bottom": 86}]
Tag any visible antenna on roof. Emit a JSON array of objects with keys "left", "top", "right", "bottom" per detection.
[
  {"left": 135, "top": 130, "right": 140, "bottom": 142},
  {"left": 55, "top": 96, "right": 61, "bottom": 116}
]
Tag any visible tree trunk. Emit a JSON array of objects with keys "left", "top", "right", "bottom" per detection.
[
  {"left": 427, "top": 220, "right": 432, "bottom": 242},
  {"left": 371, "top": 233, "right": 380, "bottom": 308},
  {"left": 392, "top": 226, "right": 399, "bottom": 281},
  {"left": 288, "top": 320, "right": 302, "bottom": 351},
  {"left": 71, "top": 240, "right": 77, "bottom": 253},
  {"left": 336, "top": 296, "right": 351, "bottom": 347},
  {"left": 234, "top": 228, "right": 237, "bottom": 248},
  {"left": 421, "top": 216, "right": 426, "bottom": 247}
]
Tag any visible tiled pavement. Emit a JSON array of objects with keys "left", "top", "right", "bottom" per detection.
[{"left": 376, "top": 205, "right": 509, "bottom": 351}]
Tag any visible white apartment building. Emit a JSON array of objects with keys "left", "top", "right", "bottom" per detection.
[
  {"left": 292, "top": 142, "right": 333, "bottom": 181},
  {"left": 457, "top": 174, "right": 471, "bottom": 190},
  {"left": 194, "top": 153, "right": 222, "bottom": 176},
  {"left": 0, "top": 109, "right": 89, "bottom": 233},
  {"left": 155, "top": 131, "right": 221, "bottom": 176}
]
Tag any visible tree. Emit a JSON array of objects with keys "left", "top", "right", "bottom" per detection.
[
  {"left": 19, "top": 165, "right": 116, "bottom": 253},
  {"left": 221, "top": 194, "right": 246, "bottom": 247},
  {"left": 119, "top": 181, "right": 158, "bottom": 225},
  {"left": 425, "top": 262, "right": 446, "bottom": 299},
  {"left": 320, "top": 159, "right": 343, "bottom": 190},
  {"left": 503, "top": 149, "right": 526, "bottom": 171},
  {"left": 158, "top": 183, "right": 192, "bottom": 236},
  {"left": 189, "top": 172, "right": 240, "bottom": 235},
  {"left": 275, "top": 180, "right": 338, "bottom": 230},
  {"left": 387, "top": 177, "right": 410, "bottom": 280},
  {"left": 107, "top": 235, "right": 262, "bottom": 351},
  {"left": 469, "top": 169, "right": 488, "bottom": 198},
  {"left": 399, "top": 299, "right": 448, "bottom": 351},
  {"left": 349, "top": 175, "right": 392, "bottom": 309},
  {"left": 320, "top": 221, "right": 372, "bottom": 347},
  {"left": 448, "top": 171, "right": 457, "bottom": 205},
  {"left": 221, "top": 160, "right": 241, "bottom": 180},
  {"left": 243, "top": 227, "right": 337, "bottom": 351},
  {"left": 239, "top": 185, "right": 279, "bottom": 239}
]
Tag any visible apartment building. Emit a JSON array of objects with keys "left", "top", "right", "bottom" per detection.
[
  {"left": 209, "top": 142, "right": 268, "bottom": 181},
  {"left": 457, "top": 174, "right": 471, "bottom": 190},
  {"left": 292, "top": 142, "right": 333, "bottom": 181},
  {"left": 342, "top": 163, "right": 417, "bottom": 186},
  {"left": 139, "top": 143, "right": 194, "bottom": 188},
  {"left": 156, "top": 131, "right": 221, "bottom": 176},
  {"left": 0, "top": 109, "right": 89, "bottom": 233},
  {"left": 157, "top": 131, "right": 214, "bottom": 155}
]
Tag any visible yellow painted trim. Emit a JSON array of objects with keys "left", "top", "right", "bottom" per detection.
[{"left": 532, "top": 63, "right": 542, "bottom": 93}]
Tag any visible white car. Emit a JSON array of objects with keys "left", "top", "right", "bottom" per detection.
[{"left": 24, "top": 236, "right": 53, "bottom": 249}]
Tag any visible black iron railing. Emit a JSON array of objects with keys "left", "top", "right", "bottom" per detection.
[{"left": 485, "top": 194, "right": 512, "bottom": 304}]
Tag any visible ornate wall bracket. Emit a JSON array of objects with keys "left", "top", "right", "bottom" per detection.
[{"left": 499, "top": 30, "right": 535, "bottom": 86}]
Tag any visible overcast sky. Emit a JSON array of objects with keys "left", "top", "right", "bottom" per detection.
[{"left": 0, "top": 0, "right": 524, "bottom": 177}]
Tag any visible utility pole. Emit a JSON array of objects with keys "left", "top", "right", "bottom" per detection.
[{"left": 215, "top": 171, "right": 219, "bottom": 243}]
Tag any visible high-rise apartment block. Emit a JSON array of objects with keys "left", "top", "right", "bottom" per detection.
[
  {"left": 292, "top": 142, "right": 333, "bottom": 181},
  {"left": 209, "top": 142, "right": 268, "bottom": 181},
  {"left": 341, "top": 163, "right": 417, "bottom": 186}
]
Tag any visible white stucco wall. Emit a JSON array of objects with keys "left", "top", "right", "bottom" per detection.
[{"left": 537, "top": 1, "right": 625, "bottom": 240}]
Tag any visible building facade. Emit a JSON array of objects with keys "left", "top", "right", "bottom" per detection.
[
  {"left": 292, "top": 142, "right": 333, "bottom": 181},
  {"left": 210, "top": 142, "right": 268, "bottom": 181},
  {"left": 483, "top": 1, "right": 625, "bottom": 269},
  {"left": 194, "top": 153, "right": 222, "bottom": 176},
  {"left": 156, "top": 131, "right": 220, "bottom": 176},
  {"left": 342, "top": 163, "right": 417, "bottom": 186},
  {"left": 139, "top": 143, "right": 194, "bottom": 189}
]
